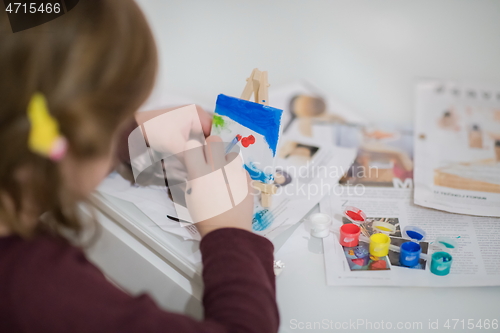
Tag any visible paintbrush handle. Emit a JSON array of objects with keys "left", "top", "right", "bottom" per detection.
[{"left": 225, "top": 136, "right": 239, "bottom": 154}]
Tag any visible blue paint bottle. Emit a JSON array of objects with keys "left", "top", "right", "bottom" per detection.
[
  {"left": 400, "top": 226, "right": 426, "bottom": 267},
  {"left": 400, "top": 241, "right": 421, "bottom": 267},
  {"left": 430, "top": 237, "right": 457, "bottom": 276},
  {"left": 431, "top": 252, "right": 453, "bottom": 276}
]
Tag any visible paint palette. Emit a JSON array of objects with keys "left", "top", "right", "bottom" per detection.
[{"left": 211, "top": 94, "right": 283, "bottom": 183}]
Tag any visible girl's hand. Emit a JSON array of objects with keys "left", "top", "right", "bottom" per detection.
[
  {"left": 114, "top": 104, "right": 211, "bottom": 170},
  {"left": 183, "top": 136, "right": 253, "bottom": 237},
  {"left": 135, "top": 104, "right": 212, "bottom": 138}
]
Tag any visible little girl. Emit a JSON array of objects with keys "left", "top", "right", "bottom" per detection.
[{"left": 0, "top": 1, "right": 279, "bottom": 332}]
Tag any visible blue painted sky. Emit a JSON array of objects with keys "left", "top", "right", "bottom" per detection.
[{"left": 214, "top": 94, "right": 283, "bottom": 156}]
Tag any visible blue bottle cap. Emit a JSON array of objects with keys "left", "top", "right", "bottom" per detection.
[{"left": 403, "top": 226, "right": 426, "bottom": 242}]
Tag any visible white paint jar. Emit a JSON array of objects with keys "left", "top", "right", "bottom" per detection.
[{"left": 309, "top": 213, "right": 332, "bottom": 238}]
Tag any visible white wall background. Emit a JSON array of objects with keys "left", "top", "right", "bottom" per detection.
[{"left": 135, "top": 0, "right": 500, "bottom": 124}]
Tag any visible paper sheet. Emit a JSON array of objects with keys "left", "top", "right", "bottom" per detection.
[
  {"left": 414, "top": 81, "right": 500, "bottom": 217},
  {"left": 98, "top": 174, "right": 201, "bottom": 240}
]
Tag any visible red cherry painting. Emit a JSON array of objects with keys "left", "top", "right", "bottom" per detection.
[
  {"left": 240, "top": 135, "right": 256, "bottom": 148},
  {"left": 241, "top": 137, "right": 249, "bottom": 147}
]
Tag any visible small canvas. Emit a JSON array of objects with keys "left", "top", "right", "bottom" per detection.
[{"left": 211, "top": 94, "right": 283, "bottom": 183}]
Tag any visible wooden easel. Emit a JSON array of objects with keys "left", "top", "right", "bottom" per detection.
[
  {"left": 240, "top": 68, "right": 269, "bottom": 106},
  {"left": 241, "top": 68, "right": 277, "bottom": 207}
]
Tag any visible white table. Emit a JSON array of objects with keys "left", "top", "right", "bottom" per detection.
[{"left": 83, "top": 193, "right": 500, "bottom": 333}]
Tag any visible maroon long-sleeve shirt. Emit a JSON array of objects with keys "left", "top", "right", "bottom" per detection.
[{"left": 0, "top": 228, "right": 279, "bottom": 333}]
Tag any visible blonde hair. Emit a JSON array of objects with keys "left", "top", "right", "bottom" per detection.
[{"left": 0, "top": 0, "right": 157, "bottom": 237}]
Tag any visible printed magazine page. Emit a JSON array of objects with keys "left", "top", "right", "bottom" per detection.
[{"left": 414, "top": 81, "right": 500, "bottom": 217}]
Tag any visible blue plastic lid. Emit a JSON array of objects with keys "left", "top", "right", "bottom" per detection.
[{"left": 403, "top": 226, "right": 426, "bottom": 242}]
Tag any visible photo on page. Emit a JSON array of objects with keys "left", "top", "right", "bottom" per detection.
[
  {"left": 342, "top": 242, "right": 391, "bottom": 271},
  {"left": 342, "top": 216, "right": 402, "bottom": 238},
  {"left": 388, "top": 237, "right": 429, "bottom": 270},
  {"left": 336, "top": 125, "right": 414, "bottom": 189}
]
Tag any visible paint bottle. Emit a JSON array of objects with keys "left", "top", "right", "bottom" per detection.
[
  {"left": 369, "top": 233, "right": 390, "bottom": 257},
  {"left": 399, "top": 226, "right": 427, "bottom": 267},
  {"left": 309, "top": 213, "right": 332, "bottom": 238},
  {"left": 339, "top": 223, "right": 361, "bottom": 246},
  {"left": 400, "top": 242, "right": 421, "bottom": 267},
  {"left": 431, "top": 252, "right": 453, "bottom": 276},
  {"left": 430, "top": 236, "right": 457, "bottom": 276}
]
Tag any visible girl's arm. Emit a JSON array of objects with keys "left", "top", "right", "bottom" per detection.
[
  {"left": 7, "top": 228, "right": 278, "bottom": 333},
  {"left": 199, "top": 228, "right": 279, "bottom": 333}
]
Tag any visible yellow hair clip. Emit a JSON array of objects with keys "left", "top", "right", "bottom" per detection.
[{"left": 27, "top": 93, "right": 68, "bottom": 161}]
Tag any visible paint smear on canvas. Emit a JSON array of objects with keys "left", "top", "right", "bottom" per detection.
[
  {"left": 253, "top": 209, "right": 273, "bottom": 231},
  {"left": 245, "top": 162, "right": 273, "bottom": 183},
  {"left": 212, "top": 114, "right": 226, "bottom": 129},
  {"left": 212, "top": 114, "right": 234, "bottom": 134}
]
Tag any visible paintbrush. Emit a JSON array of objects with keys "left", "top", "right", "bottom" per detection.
[{"left": 225, "top": 134, "right": 242, "bottom": 154}]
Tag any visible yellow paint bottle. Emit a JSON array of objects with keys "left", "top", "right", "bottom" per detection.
[{"left": 369, "top": 233, "right": 391, "bottom": 257}]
